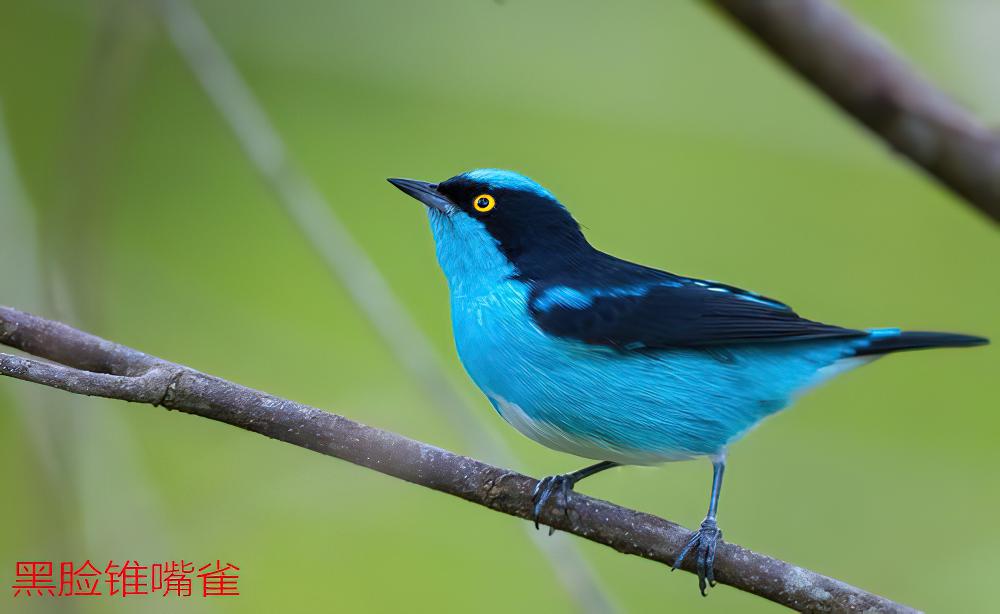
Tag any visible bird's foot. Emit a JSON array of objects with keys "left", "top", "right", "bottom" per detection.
[
  {"left": 531, "top": 473, "right": 576, "bottom": 535},
  {"left": 672, "top": 517, "right": 723, "bottom": 596}
]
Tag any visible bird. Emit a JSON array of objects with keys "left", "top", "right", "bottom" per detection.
[{"left": 388, "top": 168, "right": 987, "bottom": 594}]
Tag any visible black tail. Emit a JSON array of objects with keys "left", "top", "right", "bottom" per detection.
[{"left": 854, "top": 330, "right": 989, "bottom": 357}]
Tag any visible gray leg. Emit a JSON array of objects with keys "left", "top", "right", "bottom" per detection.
[{"left": 672, "top": 457, "right": 726, "bottom": 595}]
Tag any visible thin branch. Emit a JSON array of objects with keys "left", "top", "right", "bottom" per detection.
[
  {"left": 0, "top": 306, "right": 919, "bottom": 613},
  {"left": 149, "top": 2, "right": 617, "bottom": 609},
  {"left": 150, "top": 0, "right": 499, "bottom": 463},
  {"left": 710, "top": 0, "right": 1000, "bottom": 223}
]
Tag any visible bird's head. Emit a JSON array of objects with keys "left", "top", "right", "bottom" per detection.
[{"left": 388, "top": 169, "right": 589, "bottom": 284}]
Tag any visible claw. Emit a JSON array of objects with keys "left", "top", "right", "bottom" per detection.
[
  {"left": 530, "top": 473, "right": 575, "bottom": 533},
  {"left": 531, "top": 476, "right": 555, "bottom": 529},
  {"left": 705, "top": 528, "right": 718, "bottom": 588},
  {"left": 529, "top": 462, "right": 619, "bottom": 535},
  {"left": 671, "top": 517, "right": 723, "bottom": 596}
]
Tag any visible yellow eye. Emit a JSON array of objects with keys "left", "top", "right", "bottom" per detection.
[{"left": 473, "top": 194, "right": 496, "bottom": 212}]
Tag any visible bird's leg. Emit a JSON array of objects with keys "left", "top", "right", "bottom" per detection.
[
  {"left": 672, "top": 457, "right": 726, "bottom": 596},
  {"left": 531, "top": 461, "right": 618, "bottom": 535}
]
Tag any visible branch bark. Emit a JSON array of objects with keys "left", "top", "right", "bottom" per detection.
[
  {"left": 0, "top": 306, "right": 918, "bottom": 613},
  {"left": 153, "top": 1, "right": 616, "bottom": 607},
  {"left": 710, "top": 0, "right": 1000, "bottom": 223}
]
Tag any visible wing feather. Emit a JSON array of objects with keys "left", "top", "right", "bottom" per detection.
[{"left": 529, "top": 276, "right": 863, "bottom": 350}]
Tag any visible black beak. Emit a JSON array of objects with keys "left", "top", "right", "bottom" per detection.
[{"left": 387, "top": 178, "right": 453, "bottom": 213}]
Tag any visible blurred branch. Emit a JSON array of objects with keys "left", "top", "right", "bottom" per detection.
[
  {"left": 711, "top": 0, "right": 1000, "bottom": 223},
  {"left": 0, "top": 307, "right": 919, "bottom": 614},
  {"left": 152, "top": 0, "right": 495, "bottom": 462},
  {"left": 151, "top": 0, "right": 617, "bottom": 610},
  {"left": 2, "top": 94, "right": 177, "bottom": 588},
  {"left": 0, "top": 101, "right": 87, "bottom": 583},
  {"left": 48, "top": 0, "right": 153, "bottom": 325}
]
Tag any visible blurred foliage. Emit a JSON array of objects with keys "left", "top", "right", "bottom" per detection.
[{"left": 1, "top": 1, "right": 997, "bottom": 612}]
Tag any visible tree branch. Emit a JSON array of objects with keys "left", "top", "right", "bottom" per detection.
[
  {"left": 152, "top": 1, "right": 618, "bottom": 607},
  {"left": 0, "top": 306, "right": 918, "bottom": 613},
  {"left": 710, "top": 0, "right": 1000, "bottom": 223}
]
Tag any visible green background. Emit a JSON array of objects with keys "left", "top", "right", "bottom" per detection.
[{"left": 1, "top": 1, "right": 997, "bottom": 612}]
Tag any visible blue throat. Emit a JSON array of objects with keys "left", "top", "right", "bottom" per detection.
[
  {"left": 427, "top": 207, "right": 856, "bottom": 463},
  {"left": 418, "top": 170, "right": 986, "bottom": 465},
  {"left": 402, "top": 166, "right": 986, "bottom": 595}
]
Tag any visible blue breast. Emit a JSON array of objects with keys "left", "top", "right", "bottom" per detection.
[{"left": 429, "top": 211, "right": 860, "bottom": 464}]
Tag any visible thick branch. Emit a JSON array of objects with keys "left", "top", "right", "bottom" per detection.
[
  {"left": 0, "top": 306, "right": 918, "bottom": 613},
  {"left": 711, "top": 0, "right": 1000, "bottom": 223}
]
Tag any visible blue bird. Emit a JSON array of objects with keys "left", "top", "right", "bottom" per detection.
[{"left": 388, "top": 169, "right": 987, "bottom": 594}]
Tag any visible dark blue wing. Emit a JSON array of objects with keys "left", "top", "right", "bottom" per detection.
[{"left": 528, "top": 274, "right": 864, "bottom": 350}]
